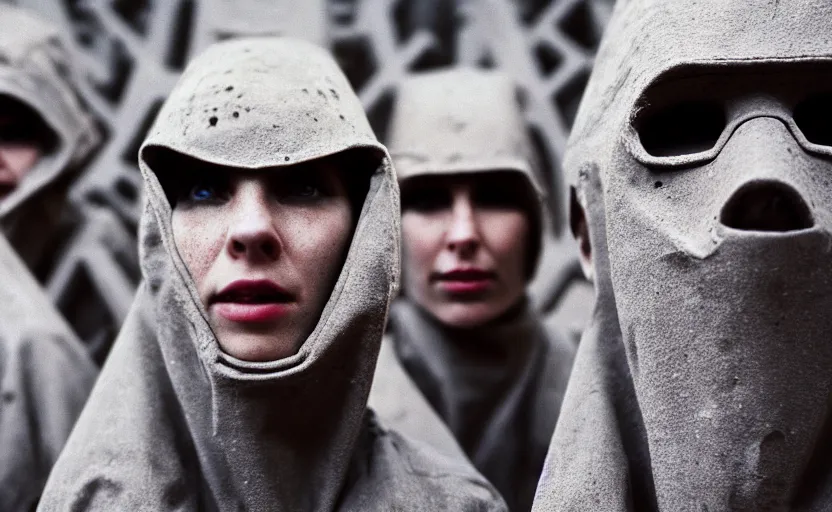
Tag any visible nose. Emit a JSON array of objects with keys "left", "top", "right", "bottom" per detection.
[
  {"left": 446, "top": 192, "right": 480, "bottom": 257},
  {"left": 720, "top": 180, "right": 814, "bottom": 232},
  {"left": 226, "top": 183, "right": 281, "bottom": 262}
]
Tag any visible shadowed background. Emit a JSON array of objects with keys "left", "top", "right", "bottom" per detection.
[{"left": 2, "top": 0, "right": 609, "bottom": 358}]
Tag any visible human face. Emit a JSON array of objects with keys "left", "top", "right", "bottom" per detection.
[
  {"left": 170, "top": 161, "right": 354, "bottom": 362},
  {"left": 400, "top": 172, "right": 530, "bottom": 328},
  {"left": 0, "top": 112, "right": 43, "bottom": 199}
]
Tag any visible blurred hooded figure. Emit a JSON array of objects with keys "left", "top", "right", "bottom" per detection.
[
  {"left": 0, "top": 6, "right": 99, "bottom": 510},
  {"left": 38, "top": 38, "right": 507, "bottom": 512},
  {"left": 369, "top": 68, "right": 577, "bottom": 512},
  {"left": 0, "top": 4, "right": 98, "bottom": 274},
  {"left": 0, "top": 5, "right": 110, "bottom": 359},
  {"left": 532, "top": 1, "right": 832, "bottom": 511}
]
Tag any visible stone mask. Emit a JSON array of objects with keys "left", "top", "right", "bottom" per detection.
[
  {"left": 604, "top": 62, "right": 832, "bottom": 510},
  {"left": 563, "top": 1, "right": 832, "bottom": 508}
]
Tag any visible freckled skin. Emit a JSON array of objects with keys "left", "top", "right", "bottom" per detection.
[
  {"left": 401, "top": 179, "right": 528, "bottom": 328},
  {"left": 171, "top": 168, "right": 353, "bottom": 361}
]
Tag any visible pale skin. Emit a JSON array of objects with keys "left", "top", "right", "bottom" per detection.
[
  {"left": 0, "top": 114, "right": 43, "bottom": 199},
  {"left": 570, "top": 189, "right": 594, "bottom": 281},
  {"left": 400, "top": 173, "right": 530, "bottom": 328},
  {"left": 170, "top": 162, "right": 354, "bottom": 362}
]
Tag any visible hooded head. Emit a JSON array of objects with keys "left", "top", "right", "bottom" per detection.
[
  {"left": 565, "top": 0, "right": 832, "bottom": 509},
  {"left": 0, "top": 5, "right": 98, "bottom": 266},
  {"left": 389, "top": 68, "right": 544, "bottom": 328}
]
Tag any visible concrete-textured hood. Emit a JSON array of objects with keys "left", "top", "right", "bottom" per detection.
[{"left": 534, "top": 1, "right": 832, "bottom": 511}]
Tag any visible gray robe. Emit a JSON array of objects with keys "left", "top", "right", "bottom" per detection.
[
  {"left": 376, "top": 299, "right": 575, "bottom": 512},
  {"left": 37, "top": 37, "right": 506, "bottom": 512},
  {"left": 0, "top": 233, "right": 97, "bottom": 512}
]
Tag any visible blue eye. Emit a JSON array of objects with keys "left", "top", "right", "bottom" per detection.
[
  {"left": 189, "top": 185, "right": 216, "bottom": 201},
  {"left": 294, "top": 184, "right": 318, "bottom": 197}
]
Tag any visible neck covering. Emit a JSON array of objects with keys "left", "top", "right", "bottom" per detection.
[
  {"left": 38, "top": 37, "right": 506, "bottom": 512},
  {"left": 386, "top": 299, "right": 576, "bottom": 512},
  {"left": 0, "top": 5, "right": 99, "bottom": 269},
  {"left": 533, "top": 2, "right": 832, "bottom": 511},
  {"left": 388, "top": 68, "right": 544, "bottom": 276},
  {"left": 0, "top": 232, "right": 97, "bottom": 512}
]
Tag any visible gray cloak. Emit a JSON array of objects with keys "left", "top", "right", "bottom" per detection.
[{"left": 0, "top": 232, "right": 97, "bottom": 512}]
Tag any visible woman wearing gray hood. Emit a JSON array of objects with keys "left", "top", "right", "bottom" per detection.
[
  {"left": 0, "top": 5, "right": 98, "bottom": 262},
  {"left": 37, "top": 38, "right": 506, "bottom": 512},
  {"left": 533, "top": 0, "right": 832, "bottom": 510},
  {"left": 369, "top": 69, "right": 577, "bottom": 512},
  {"left": 0, "top": 6, "right": 99, "bottom": 510}
]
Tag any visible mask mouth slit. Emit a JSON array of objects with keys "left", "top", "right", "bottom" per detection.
[{"left": 719, "top": 180, "right": 814, "bottom": 232}]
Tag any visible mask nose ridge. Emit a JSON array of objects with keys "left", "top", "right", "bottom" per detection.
[{"left": 719, "top": 180, "right": 814, "bottom": 232}]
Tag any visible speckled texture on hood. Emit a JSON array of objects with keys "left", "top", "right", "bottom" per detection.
[
  {"left": 0, "top": 4, "right": 99, "bottom": 267},
  {"left": 534, "top": 1, "right": 832, "bottom": 511},
  {"left": 38, "top": 37, "right": 506, "bottom": 512}
]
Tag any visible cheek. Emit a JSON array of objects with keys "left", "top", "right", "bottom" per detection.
[
  {"left": 286, "top": 201, "right": 354, "bottom": 294},
  {"left": 401, "top": 213, "right": 444, "bottom": 282},
  {"left": 171, "top": 208, "right": 227, "bottom": 293},
  {"left": 1, "top": 145, "right": 41, "bottom": 179},
  {"left": 481, "top": 211, "right": 528, "bottom": 280}
]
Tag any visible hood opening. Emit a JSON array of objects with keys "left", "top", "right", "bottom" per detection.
[
  {"left": 0, "top": 93, "right": 59, "bottom": 152},
  {"left": 720, "top": 180, "right": 814, "bottom": 232},
  {"left": 143, "top": 145, "right": 380, "bottom": 220}
]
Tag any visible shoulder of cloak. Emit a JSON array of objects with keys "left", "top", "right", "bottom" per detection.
[
  {"left": 368, "top": 333, "right": 470, "bottom": 461},
  {"left": 340, "top": 410, "right": 508, "bottom": 512},
  {"left": 0, "top": 327, "right": 97, "bottom": 512},
  {"left": 37, "top": 292, "right": 203, "bottom": 512}
]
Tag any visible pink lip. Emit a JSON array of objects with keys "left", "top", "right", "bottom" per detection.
[
  {"left": 213, "top": 302, "right": 290, "bottom": 323},
  {"left": 433, "top": 268, "right": 495, "bottom": 295},
  {"left": 210, "top": 279, "right": 294, "bottom": 324}
]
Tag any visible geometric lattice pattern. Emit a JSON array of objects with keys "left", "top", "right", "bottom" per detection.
[{"left": 8, "top": 0, "right": 609, "bottom": 355}]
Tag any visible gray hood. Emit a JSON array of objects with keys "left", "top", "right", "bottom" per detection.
[
  {"left": 534, "top": 1, "right": 832, "bottom": 511},
  {"left": 388, "top": 68, "right": 544, "bottom": 276},
  {"left": 0, "top": 232, "right": 97, "bottom": 511},
  {"left": 39, "top": 37, "right": 504, "bottom": 512},
  {"left": 0, "top": 4, "right": 99, "bottom": 267}
]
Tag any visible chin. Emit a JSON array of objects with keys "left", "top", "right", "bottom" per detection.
[
  {"left": 434, "top": 302, "right": 505, "bottom": 329},
  {"left": 218, "top": 332, "right": 299, "bottom": 362}
]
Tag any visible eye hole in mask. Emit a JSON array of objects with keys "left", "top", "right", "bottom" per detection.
[
  {"left": 793, "top": 93, "right": 832, "bottom": 147},
  {"left": 635, "top": 100, "right": 726, "bottom": 157}
]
